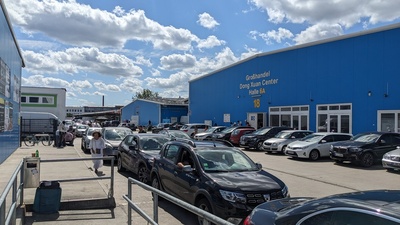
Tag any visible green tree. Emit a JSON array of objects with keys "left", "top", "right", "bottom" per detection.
[{"left": 133, "top": 89, "right": 159, "bottom": 100}]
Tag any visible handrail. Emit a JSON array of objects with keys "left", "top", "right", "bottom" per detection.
[
  {"left": 125, "top": 177, "right": 234, "bottom": 225},
  {"left": 0, "top": 160, "right": 24, "bottom": 225}
]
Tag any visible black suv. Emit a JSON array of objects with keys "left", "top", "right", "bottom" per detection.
[
  {"left": 330, "top": 132, "right": 400, "bottom": 167},
  {"left": 150, "top": 140, "right": 289, "bottom": 224},
  {"left": 240, "top": 126, "right": 293, "bottom": 150}
]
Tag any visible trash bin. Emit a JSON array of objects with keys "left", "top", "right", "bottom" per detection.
[
  {"left": 23, "top": 157, "right": 40, "bottom": 188},
  {"left": 33, "top": 181, "right": 62, "bottom": 214}
]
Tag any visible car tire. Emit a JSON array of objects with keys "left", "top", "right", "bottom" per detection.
[
  {"left": 360, "top": 152, "right": 374, "bottom": 167},
  {"left": 281, "top": 145, "right": 287, "bottom": 154},
  {"left": 257, "top": 141, "right": 263, "bottom": 151},
  {"left": 151, "top": 175, "right": 164, "bottom": 201},
  {"left": 196, "top": 198, "right": 214, "bottom": 225},
  {"left": 81, "top": 141, "right": 85, "bottom": 151},
  {"left": 117, "top": 156, "right": 125, "bottom": 172},
  {"left": 138, "top": 165, "right": 149, "bottom": 184},
  {"left": 309, "top": 149, "right": 320, "bottom": 161}
]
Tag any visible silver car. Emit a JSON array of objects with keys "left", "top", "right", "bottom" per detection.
[
  {"left": 80, "top": 127, "right": 102, "bottom": 153},
  {"left": 285, "top": 132, "right": 352, "bottom": 160},
  {"left": 193, "top": 126, "right": 227, "bottom": 140},
  {"left": 263, "top": 130, "right": 314, "bottom": 153},
  {"left": 102, "top": 127, "right": 134, "bottom": 159},
  {"left": 382, "top": 146, "right": 400, "bottom": 171}
]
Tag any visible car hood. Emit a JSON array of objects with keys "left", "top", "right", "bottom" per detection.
[
  {"left": 254, "top": 197, "right": 313, "bottom": 212},
  {"left": 195, "top": 132, "right": 211, "bottom": 136},
  {"left": 142, "top": 150, "right": 160, "bottom": 158},
  {"left": 207, "top": 170, "right": 283, "bottom": 191},
  {"left": 332, "top": 140, "right": 369, "bottom": 148},
  {"left": 265, "top": 138, "right": 286, "bottom": 144},
  {"left": 105, "top": 140, "right": 122, "bottom": 147},
  {"left": 384, "top": 148, "right": 400, "bottom": 156},
  {"left": 288, "top": 140, "right": 315, "bottom": 147}
]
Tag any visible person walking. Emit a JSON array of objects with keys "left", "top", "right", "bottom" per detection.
[
  {"left": 89, "top": 131, "right": 105, "bottom": 174},
  {"left": 57, "top": 121, "right": 67, "bottom": 147}
]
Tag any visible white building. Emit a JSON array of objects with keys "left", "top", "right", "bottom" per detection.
[{"left": 21, "top": 86, "right": 67, "bottom": 121}]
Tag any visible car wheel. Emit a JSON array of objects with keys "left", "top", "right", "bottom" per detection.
[
  {"left": 151, "top": 175, "right": 164, "bottom": 201},
  {"left": 138, "top": 165, "right": 149, "bottom": 184},
  {"left": 281, "top": 145, "right": 287, "bottom": 154},
  {"left": 117, "top": 156, "right": 125, "bottom": 172},
  {"left": 196, "top": 198, "right": 213, "bottom": 225},
  {"left": 81, "top": 141, "right": 85, "bottom": 151},
  {"left": 360, "top": 152, "right": 374, "bottom": 167},
  {"left": 386, "top": 168, "right": 394, "bottom": 172},
  {"left": 257, "top": 141, "right": 263, "bottom": 151},
  {"left": 309, "top": 150, "right": 320, "bottom": 161}
]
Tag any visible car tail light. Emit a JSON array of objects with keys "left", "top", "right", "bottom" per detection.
[
  {"left": 182, "top": 129, "right": 188, "bottom": 132},
  {"left": 243, "top": 216, "right": 252, "bottom": 225}
]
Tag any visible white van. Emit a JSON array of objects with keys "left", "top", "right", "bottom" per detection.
[{"left": 20, "top": 112, "right": 61, "bottom": 136}]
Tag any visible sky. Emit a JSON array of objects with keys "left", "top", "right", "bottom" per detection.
[{"left": 3, "top": 0, "right": 400, "bottom": 107}]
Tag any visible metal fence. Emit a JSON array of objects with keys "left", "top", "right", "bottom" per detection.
[
  {"left": 124, "top": 177, "right": 235, "bottom": 225},
  {"left": 0, "top": 156, "right": 115, "bottom": 225}
]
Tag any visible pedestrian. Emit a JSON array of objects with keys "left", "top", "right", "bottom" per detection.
[
  {"left": 138, "top": 126, "right": 146, "bottom": 133},
  {"left": 89, "top": 131, "right": 105, "bottom": 174},
  {"left": 57, "top": 121, "right": 67, "bottom": 147}
]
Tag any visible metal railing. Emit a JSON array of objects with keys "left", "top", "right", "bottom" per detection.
[
  {"left": 124, "top": 177, "right": 234, "bottom": 225},
  {"left": 0, "top": 160, "right": 24, "bottom": 225},
  {"left": 0, "top": 156, "right": 115, "bottom": 225}
]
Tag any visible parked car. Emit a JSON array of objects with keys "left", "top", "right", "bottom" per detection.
[
  {"left": 193, "top": 126, "right": 227, "bottom": 140},
  {"left": 117, "top": 133, "right": 171, "bottom": 183},
  {"left": 382, "top": 146, "right": 400, "bottom": 171},
  {"left": 330, "top": 132, "right": 400, "bottom": 167},
  {"left": 263, "top": 130, "right": 314, "bottom": 153},
  {"left": 118, "top": 122, "right": 137, "bottom": 131},
  {"left": 150, "top": 140, "right": 289, "bottom": 224},
  {"left": 243, "top": 190, "right": 400, "bottom": 225},
  {"left": 168, "top": 122, "right": 185, "bottom": 130},
  {"left": 158, "top": 129, "right": 192, "bottom": 140},
  {"left": 285, "top": 132, "right": 352, "bottom": 160},
  {"left": 151, "top": 123, "right": 172, "bottom": 133},
  {"left": 180, "top": 123, "right": 210, "bottom": 137},
  {"left": 101, "top": 127, "right": 134, "bottom": 159},
  {"left": 80, "top": 127, "right": 102, "bottom": 153},
  {"left": 240, "top": 127, "right": 293, "bottom": 150},
  {"left": 229, "top": 127, "right": 256, "bottom": 146},
  {"left": 75, "top": 124, "right": 89, "bottom": 137},
  {"left": 212, "top": 126, "right": 250, "bottom": 142}
]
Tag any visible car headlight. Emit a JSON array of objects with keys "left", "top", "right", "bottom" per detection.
[
  {"left": 384, "top": 154, "right": 400, "bottom": 161},
  {"left": 271, "top": 143, "right": 277, "bottom": 146},
  {"left": 349, "top": 147, "right": 362, "bottom": 153},
  {"left": 219, "top": 190, "right": 246, "bottom": 203},
  {"left": 282, "top": 185, "right": 289, "bottom": 197}
]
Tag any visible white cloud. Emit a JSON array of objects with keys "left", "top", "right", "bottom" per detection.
[
  {"left": 159, "top": 54, "right": 196, "bottom": 70},
  {"left": 249, "top": 0, "right": 400, "bottom": 27},
  {"left": 93, "top": 82, "right": 121, "bottom": 92},
  {"left": 119, "top": 77, "right": 143, "bottom": 93},
  {"left": 151, "top": 69, "right": 161, "bottom": 77},
  {"left": 257, "top": 27, "right": 294, "bottom": 44},
  {"left": 6, "top": 0, "right": 198, "bottom": 50},
  {"left": 22, "top": 47, "right": 143, "bottom": 77},
  {"left": 197, "top": 35, "right": 226, "bottom": 49},
  {"left": 197, "top": 12, "right": 220, "bottom": 29},
  {"left": 294, "top": 23, "right": 343, "bottom": 44}
]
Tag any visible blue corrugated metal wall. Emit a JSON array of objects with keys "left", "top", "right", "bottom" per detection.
[
  {"left": 189, "top": 26, "right": 400, "bottom": 134},
  {"left": 0, "top": 5, "right": 23, "bottom": 164}
]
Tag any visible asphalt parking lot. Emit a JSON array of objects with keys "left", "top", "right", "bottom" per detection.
[{"left": 85, "top": 140, "right": 400, "bottom": 224}]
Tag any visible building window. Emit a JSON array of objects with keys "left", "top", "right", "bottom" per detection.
[
  {"left": 316, "top": 103, "right": 352, "bottom": 133},
  {"left": 269, "top": 105, "right": 309, "bottom": 130},
  {"left": 29, "top": 97, "right": 39, "bottom": 103},
  {"left": 378, "top": 110, "right": 400, "bottom": 133},
  {"left": 21, "top": 96, "right": 26, "bottom": 102},
  {"left": 42, "top": 97, "right": 54, "bottom": 104}
]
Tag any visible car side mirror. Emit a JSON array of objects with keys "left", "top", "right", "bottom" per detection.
[
  {"left": 256, "top": 163, "right": 263, "bottom": 170},
  {"left": 128, "top": 142, "right": 137, "bottom": 150},
  {"left": 320, "top": 140, "right": 327, "bottom": 143},
  {"left": 380, "top": 139, "right": 386, "bottom": 145},
  {"left": 182, "top": 165, "right": 194, "bottom": 172},
  {"left": 290, "top": 136, "right": 296, "bottom": 139}
]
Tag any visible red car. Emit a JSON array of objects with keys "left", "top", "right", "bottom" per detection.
[{"left": 229, "top": 127, "right": 255, "bottom": 146}]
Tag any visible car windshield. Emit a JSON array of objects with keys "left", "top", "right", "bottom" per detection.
[
  {"left": 253, "top": 127, "right": 272, "bottom": 135},
  {"left": 87, "top": 129, "right": 101, "bottom": 136},
  {"left": 221, "top": 127, "right": 236, "bottom": 133},
  {"left": 196, "top": 149, "right": 258, "bottom": 172},
  {"left": 104, "top": 129, "right": 132, "bottom": 141},
  {"left": 78, "top": 125, "right": 88, "bottom": 129},
  {"left": 351, "top": 133, "right": 380, "bottom": 143},
  {"left": 205, "top": 127, "right": 218, "bottom": 132},
  {"left": 169, "top": 131, "right": 191, "bottom": 139},
  {"left": 300, "top": 134, "right": 324, "bottom": 142},
  {"left": 140, "top": 136, "right": 170, "bottom": 150},
  {"left": 275, "top": 131, "right": 292, "bottom": 139}
]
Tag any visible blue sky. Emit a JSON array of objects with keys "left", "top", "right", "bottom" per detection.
[{"left": 4, "top": 0, "right": 400, "bottom": 107}]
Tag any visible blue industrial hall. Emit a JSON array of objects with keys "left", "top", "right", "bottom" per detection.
[{"left": 189, "top": 23, "right": 400, "bottom": 135}]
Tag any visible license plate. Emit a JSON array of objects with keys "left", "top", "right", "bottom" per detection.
[
  {"left": 286, "top": 150, "right": 294, "bottom": 154},
  {"left": 334, "top": 153, "right": 343, "bottom": 157}
]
